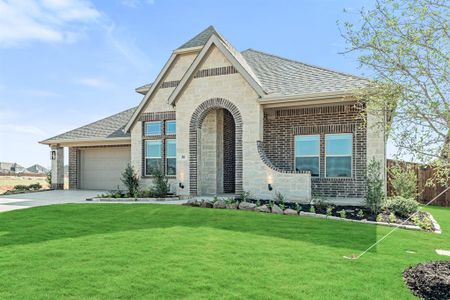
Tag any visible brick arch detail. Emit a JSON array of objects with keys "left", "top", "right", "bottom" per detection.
[{"left": 189, "top": 98, "right": 243, "bottom": 195}]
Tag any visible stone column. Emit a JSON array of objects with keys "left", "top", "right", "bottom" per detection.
[{"left": 51, "top": 146, "right": 64, "bottom": 190}]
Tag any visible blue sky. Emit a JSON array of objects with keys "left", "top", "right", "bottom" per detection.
[{"left": 0, "top": 0, "right": 388, "bottom": 168}]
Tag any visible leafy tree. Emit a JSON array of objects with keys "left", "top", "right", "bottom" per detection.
[
  {"left": 121, "top": 164, "right": 140, "bottom": 197},
  {"left": 340, "top": 0, "right": 449, "bottom": 185},
  {"left": 389, "top": 162, "right": 418, "bottom": 199},
  {"left": 366, "top": 158, "right": 385, "bottom": 214}
]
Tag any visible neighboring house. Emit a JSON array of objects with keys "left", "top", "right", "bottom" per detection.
[
  {"left": 26, "top": 164, "right": 49, "bottom": 174},
  {"left": 0, "top": 162, "right": 26, "bottom": 174},
  {"left": 40, "top": 26, "right": 386, "bottom": 203}
]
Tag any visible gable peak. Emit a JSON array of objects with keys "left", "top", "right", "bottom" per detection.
[{"left": 177, "top": 25, "right": 221, "bottom": 50}]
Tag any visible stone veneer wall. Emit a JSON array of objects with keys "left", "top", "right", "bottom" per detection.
[
  {"left": 263, "top": 103, "right": 367, "bottom": 199},
  {"left": 223, "top": 109, "right": 236, "bottom": 193}
]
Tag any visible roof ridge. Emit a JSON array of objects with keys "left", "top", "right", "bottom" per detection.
[
  {"left": 177, "top": 25, "right": 218, "bottom": 49},
  {"left": 42, "top": 106, "right": 136, "bottom": 142},
  {"left": 242, "top": 48, "right": 369, "bottom": 81}
]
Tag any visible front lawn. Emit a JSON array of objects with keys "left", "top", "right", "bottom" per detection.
[{"left": 0, "top": 204, "right": 448, "bottom": 299}]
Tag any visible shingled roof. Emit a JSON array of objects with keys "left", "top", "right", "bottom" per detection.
[
  {"left": 177, "top": 25, "right": 219, "bottom": 49},
  {"left": 40, "top": 107, "right": 136, "bottom": 144}
]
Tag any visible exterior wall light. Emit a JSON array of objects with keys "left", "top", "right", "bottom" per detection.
[
  {"left": 179, "top": 182, "right": 184, "bottom": 189},
  {"left": 268, "top": 184, "right": 273, "bottom": 191}
]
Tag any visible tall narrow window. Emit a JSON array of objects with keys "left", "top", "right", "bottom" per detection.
[
  {"left": 165, "top": 120, "right": 176, "bottom": 135},
  {"left": 295, "top": 135, "right": 320, "bottom": 176},
  {"left": 165, "top": 139, "right": 176, "bottom": 176},
  {"left": 145, "top": 140, "right": 162, "bottom": 175},
  {"left": 144, "top": 121, "right": 161, "bottom": 136},
  {"left": 326, "top": 133, "right": 352, "bottom": 178}
]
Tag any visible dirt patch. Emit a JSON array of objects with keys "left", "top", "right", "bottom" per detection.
[{"left": 403, "top": 261, "right": 450, "bottom": 300}]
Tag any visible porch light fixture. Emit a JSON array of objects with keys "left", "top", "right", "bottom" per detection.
[
  {"left": 268, "top": 184, "right": 273, "bottom": 191},
  {"left": 50, "top": 150, "right": 56, "bottom": 160},
  {"left": 179, "top": 182, "right": 184, "bottom": 189}
]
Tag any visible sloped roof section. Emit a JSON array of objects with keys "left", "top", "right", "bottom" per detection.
[
  {"left": 241, "top": 49, "right": 369, "bottom": 95},
  {"left": 177, "top": 25, "right": 219, "bottom": 49},
  {"left": 41, "top": 107, "right": 136, "bottom": 144}
]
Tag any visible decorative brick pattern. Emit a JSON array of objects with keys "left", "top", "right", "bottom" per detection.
[
  {"left": 223, "top": 109, "right": 235, "bottom": 193},
  {"left": 263, "top": 103, "right": 367, "bottom": 198},
  {"left": 194, "top": 66, "right": 237, "bottom": 79},
  {"left": 160, "top": 80, "right": 179, "bottom": 89},
  {"left": 256, "top": 141, "right": 310, "bottom": 174},
  {"left": 189, "top": 98, "right": 243, "bottom": 196},
  {"left": 138, "top": 111, "right": 176, "bottom": 122}
]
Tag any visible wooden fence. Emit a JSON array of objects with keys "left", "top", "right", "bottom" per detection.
[{"left": 387, "top": 159, "right": 450, "bottom": 207}]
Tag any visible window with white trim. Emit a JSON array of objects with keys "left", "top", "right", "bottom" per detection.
[
  {"left": 165, "top": 139, "right": 176, "bottom": 176},
  {"left": 145, "top": 140, "right": 162, "bottom": 175},
  {"left": 144, "top": 121, "right": 161, "bottom": 136},
  {"left": 295, "top": 135, "right": 320, "bottom": 176},
  {"left": 325, "top": 133, "right": 352, "bottom": 178}
]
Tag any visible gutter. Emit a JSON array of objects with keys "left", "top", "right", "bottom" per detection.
[
  {"left": 259, "top": 91, "right": 355, "bottom": 105},
  {"left": 39, "top": 137, "right": 131, "bottom": 146}
]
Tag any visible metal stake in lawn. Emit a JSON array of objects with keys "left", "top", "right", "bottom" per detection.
[{"left": 344, "top": 185, "right": 450, "bottom": 260}]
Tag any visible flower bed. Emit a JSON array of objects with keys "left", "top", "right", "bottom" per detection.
[{"left": 183, "top": 197, "right": 440, "bottom": 233}]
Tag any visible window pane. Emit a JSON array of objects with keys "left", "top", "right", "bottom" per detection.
[
  {"left": 166, "top": 139, "right": 176, "bottom": 157},
  {"left": 165, "top": 121, "right": 176, "bottom": 135},
  {"left": 326, "top": 157, "right": 351, "bottom": 177},
  {"left": 326, "top": 134, "right": 352, "bottom": 156},
  {"left": 296, "top": 157, "right": 319, "bottom": 176},
  {"left": 146, "top": 158, "right": 162, "bottom": 175},
  {"left": 166, "top": 158, "right": 176, "bottom": 175},
  {"left": 145, "top": 140, "right": 161, "bottom": 158},
  {"left": 295, "top": 135, "right": 319, "bottom": 156},
  {"left": 145, "top": 122, "right": 161, "bottom": 136}
]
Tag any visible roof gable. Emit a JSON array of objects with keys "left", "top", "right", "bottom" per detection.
[
  {"left": 177, "top": 25, "right": 219, "bottom": 49},
  {"left": 168, "top": 34, "right": 266, "bottom": 106}
]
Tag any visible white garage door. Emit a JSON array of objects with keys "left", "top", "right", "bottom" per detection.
[{"left": 80, "top": 147, "right": 131, "bottom": 190}]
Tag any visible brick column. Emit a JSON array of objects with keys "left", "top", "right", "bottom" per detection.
[
  {"left": 68, "top": 147, "right": 79, "bottom": 189},
  {"left": 51, "top": 146, "right": 64, "bottom": 190}
]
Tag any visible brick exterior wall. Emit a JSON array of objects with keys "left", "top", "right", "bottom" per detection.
[
  {"left": 223, "top": 109, "right": 235, "bottom": 193},
  {"left": 263, "top": 103, "right": 367, "bottom": 199}
]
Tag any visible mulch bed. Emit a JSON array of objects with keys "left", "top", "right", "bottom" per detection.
[{"left": 403, "top": 261, "right": 450, "bottom": 300}]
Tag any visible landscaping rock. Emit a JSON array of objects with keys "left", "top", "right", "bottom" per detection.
[
  {"left": 185, "top": 199, "right": 200, "bottom": 207},
  {"left": 238, "top": 201, "right": 256, "bottom": 211},
  {"left": 255, "top": 205, "right": 270, "bottom": 213},
  {"left": 271, "top": 204, "right": 283, "bottom": 214},
  {"left": 213, "top": 199, "right": 226, "bottom": 209},
  {"left": 200, "top": 200, "right": 214, "bottom": 208},
  {"left": 226, "top": 203, "right": 238, "bottom": 209},
  {"left": 284, "top": 208, "right": 298, "bottom": 215},
  {"left": 403, "top": 261, "right": 450, "bottom": 300}
]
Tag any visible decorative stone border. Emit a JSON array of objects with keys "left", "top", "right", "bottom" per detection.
[
  {"left": 189, "top": 98, "right": 243, "bottom": 196},
  {"left": 88, "top": 197, "right": 180, "bottom": 202},
  {"left": 429, "top": 214, "right": 442, "bottom": 234}
]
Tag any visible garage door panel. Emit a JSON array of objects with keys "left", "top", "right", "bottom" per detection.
[{"left": 80, "top": 147, "right": 131, "bottom": 190}]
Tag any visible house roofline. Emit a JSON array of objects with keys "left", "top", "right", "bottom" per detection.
[
  {"left": 173, "top": 46, "right": 203, "bottom": 54},
  {"left": 259, "top": 91, "right": 357, "bottom": 104},
  {"left": 39, "top": 137, "right": 131, "bottom": 146}
]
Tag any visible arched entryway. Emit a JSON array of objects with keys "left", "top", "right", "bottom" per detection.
[{"left": 189, "top": 98, "right": 243, "bottom": 196}]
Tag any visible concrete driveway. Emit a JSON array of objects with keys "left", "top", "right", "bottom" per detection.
[{"left": 0, "top": 190, "right": 104, "bottom": 213}]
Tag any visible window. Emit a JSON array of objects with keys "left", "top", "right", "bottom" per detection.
[
  {"left": 144, "top": 121, "right": 161, "bottom": 136},
  {"left": 326, "top": 133, "right": 352, "bottom": 177},
  {"left": 165, "top": 139, "right": 176, "bottom": 175},
  {"left": 295, "top": 135, "right": 320, "bottom": 176},
  {"left": 145, "top": 140, "right": 162, "bottom": 175},
  {"left": 165, "top": 120, "right": 176, "bottom": 135}
]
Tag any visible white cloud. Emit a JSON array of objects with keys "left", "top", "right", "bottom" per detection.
[
  {"left": 119, "top": 0, "right": 154, "bottom": 8},
  {"left": 0, "top": 0, "right": 101, "bottom": 47},
  {"left": 76, "top": 76, "right": 111, "bottom": 88}
]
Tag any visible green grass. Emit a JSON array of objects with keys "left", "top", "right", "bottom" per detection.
[{"left": 0, "top": 204, "right": 449, "bottom": 299}]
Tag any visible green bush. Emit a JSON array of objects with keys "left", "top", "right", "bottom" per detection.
[
  {"left": 121, "top": 164, "right": 140, "bottom": 197},
  {"left": 28, "top": 183, "right": 42, "bottom": 191},
  {"left": 389, "top": 163, "right": 417, "bottom": 199},
  {"left": 46, "top": 171, "right": 52, "bottom": 187},
  {"left": 366, "top": 158, "right": 385, "bottom": 214},
  {"left": 383, "top": 196, "right": 419, "bottom": 218},
  {"left": 151, "top": 168, "right": 170, "bottom": 197},
  {"left": 13, "top": 185, "right": 30, "bottom": 191}
]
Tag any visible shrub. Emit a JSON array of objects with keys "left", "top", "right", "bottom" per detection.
[
  {"left": 239, "top": 191, "right": 251, "bottom": 203},
  {"left": 309, "top": 205, "right": 316, "bottom": 213},
  {"left": 151, "top": 168, "right": 170, "bottom": 197},
  {"left": 338, "top": 209, "right": 347, "bottom": 219},
  {"left": 389, "top": 163, "right": 417, "bottom": 199},
  {"left": 389, "top": 212, "right": 396, "bottom": 223},
  {"left": 383, "top": 196, "right": 419, "bottom": 218},
  {"left": 29, "top": 183, "right": 42, "bottom": 191},
  {"left": 121, "top": 164, "right": 140, "bottom": 197},
  {"left": 326, "top": 206, "right": 333, "bottom": 216},
  {"left": 13, "top": 184, "right": 29, "bottom": 191},
  {"left": 46, "top": 171, "right": 52, "bottom": 187},
  {"left": 274, "top": 191, "right": 285, "bottom": 204},
  {"left": 366, "top": 158, "right": 385, "bottom": 214},
  {"left": 357, "top": 209, "right": 365, "bottom": 219}
]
